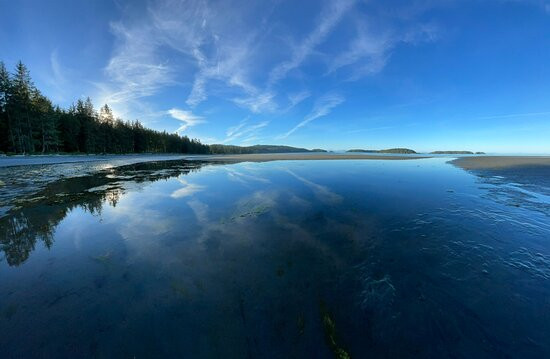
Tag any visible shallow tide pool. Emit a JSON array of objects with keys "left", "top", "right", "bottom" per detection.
[{"left": 1, "top": 158, "right": 549, "bottom": 358}]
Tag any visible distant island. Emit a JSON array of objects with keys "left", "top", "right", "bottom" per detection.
[
  {"left": 347, "top": 149, "right": 378, "bottom": 153},
  {"left": 347, "top": 148, "right": 417, "bottom": 154},
  {"left": 311, "top": 149, "right": 328, "bottom": 153},
  {"left": 347, "top": 149, "right": 486, "bottom": 155},
  {"left": 379, "top": 148, "right": 417, "bottom": 154}
]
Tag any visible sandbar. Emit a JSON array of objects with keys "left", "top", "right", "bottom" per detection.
[{"left": 451, "top": 156, "right": 550, "bottom": 170}]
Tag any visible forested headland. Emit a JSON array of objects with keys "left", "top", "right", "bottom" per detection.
[
  {"left": 209, "top": 144, "right": 314, "bottom": 154},
  {"left": 0, "top": 61, "right": 210, "bottom": 155},
  {"left": 347, "top": 148, "right": 417, "bottom": 154}
]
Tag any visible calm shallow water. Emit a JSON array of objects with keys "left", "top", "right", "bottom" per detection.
[
  {"left": 1, "top": 158, "right": 549, "bottom": 358},
  {"left": 0, "top": 154, "right": 191, "bottom": 217}
]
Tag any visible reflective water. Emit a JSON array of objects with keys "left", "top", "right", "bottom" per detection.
[
  {"left": 0, "top": 154, "right": 190, "bottom": 217},
  {"left": 1, "top": 158, "right": 549, "bottom": 358}
]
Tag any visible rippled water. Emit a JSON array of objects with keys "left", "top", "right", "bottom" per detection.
[{"left": 0, "top": 158, "right": 549, "bottom": 358}]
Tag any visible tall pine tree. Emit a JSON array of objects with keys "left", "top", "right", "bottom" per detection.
[
  {"left": 11, "top": 61, "right": 35, "bottom": 153},
  {"left": 0, "top": 62, "right": 13, "bottom": 152}
]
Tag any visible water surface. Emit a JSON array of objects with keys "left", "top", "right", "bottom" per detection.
[{"left": 1, "top": 158, "right": 549, "bottom": 358}]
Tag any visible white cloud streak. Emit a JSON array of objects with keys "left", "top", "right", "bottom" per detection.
[
  {"left": 474, "top": 111, "right": 550, "bottom": 120},
  {"left": 327, "top": 20, "right": 438, "bottom": 80},
  {"left": 280, "top": 93, "right": 345, "bottom": 138},
  {"left": 46, "top": 50, "right": 72, "bottom": 103},
  {"left": 168, "top": 108, "right": 205, "bottom": 133},
  {"left": 268, "top": 0, "right": 356, "bottom": 86},
  {"left": 288, "top": 91, "right": 311, "bottom": 107},
  {"left": 221, "top": 118, "right": 269, "bottom": 144},
  {"left": 232, "top": 92, "right": 276, "bottom": 113}
]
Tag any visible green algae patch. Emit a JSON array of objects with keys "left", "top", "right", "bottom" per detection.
[
  {"left": 320, "top": 301, "right": 351, "bottom": 359},
  {"left": 232, "top": 205, "right": 270, "bottom": 221},
  {"left": 220, "top": 199, "right": 271, "bottom": 224}
]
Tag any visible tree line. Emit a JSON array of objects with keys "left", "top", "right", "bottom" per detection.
[{"left": 0, "top": 61, "right": 210, "bottom": 155}]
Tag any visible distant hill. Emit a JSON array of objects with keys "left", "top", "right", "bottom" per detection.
[
  {"left": 348, "top": 148, "right": 417, "bottom": 154},
  {"left": 209, "top": 144, "right": 314, "bottom": 154},
  {"left": 347, "top": 149, "right": 378, "bottom": 153},
  {"left": 378, "top": 148, "right": 417, "bottom": 154},
  {"left": 431, "top": 151, "right": 474, "bottom": 154},
  {"left": 311, "top": 149, "right": 328, "bottom": 152}
]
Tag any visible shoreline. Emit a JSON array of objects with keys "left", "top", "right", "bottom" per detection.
[
  {"left": 202, "top": 153, "right": 430, "bottom": 162},
  {"left": 0, "top": 153, "right": 430, "bottom": 167},
  {"left": 3, "top": 153, "right": 550, "bottom": 169}
]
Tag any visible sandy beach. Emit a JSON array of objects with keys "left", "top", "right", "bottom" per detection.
[{"left": 451, "top": 156, "right": 550, "bottom": 170}]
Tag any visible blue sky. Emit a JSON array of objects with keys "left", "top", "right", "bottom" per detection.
[{"left": 1, "top": 0, "right": 549, "bottom": 153}]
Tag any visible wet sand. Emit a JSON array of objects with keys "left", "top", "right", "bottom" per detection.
[
  {"left": 0, "top": 154, "right": 187, "bottom": 168},
  {"left": 451, "top": 156, "right": 550, "bottom": 170},
  {"left": 204, "top": 153, "right": 429, "bottom": 162}
]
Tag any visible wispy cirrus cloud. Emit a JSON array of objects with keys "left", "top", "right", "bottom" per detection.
[
  {"left": 268, "top": 0, "right": 356, "bottom": 86},
  {"left": 327, "top": 19, "right": 438, "bottom": 80},
  {"left": 227, "top": 0, "right": 355, "bottom": 112},
  {"left": 97, "top": 21, "right": 174, "bottom": 108},
  {"left": 156, "top": 0, "right": 277, "bottom": 112},
  {"left": 45, "top": 50, "right": 72, "bottom": 103},
  {"left": 327, "top": 22, "right": 391, "bottom": 78},
  {"left": 474, "top": 111, "right": 550, "bottom": 120},
  {"left": 279, "top": 93, "right": 345, "bottom": 138},
  {"left": 168, "top": 108, "right": 205, "bottom": 133},
  {"left": 288, "top": 90, "right": 311, "bottom": 108},
  {"left": 232, "top": 92, "right": 277, "bottom": 113},
  {"left": 226, "top": 121, "right": 247, "bottom": 138},
  {"left": 221, "top": 118, "right": 269, "bottom": 144},
  {"left": 98, "top": 0, "right": 270, "bottom": 118}
]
